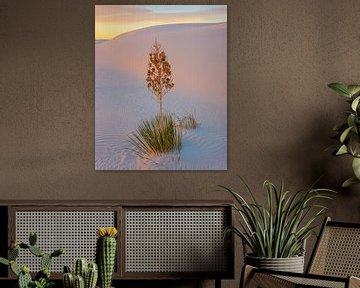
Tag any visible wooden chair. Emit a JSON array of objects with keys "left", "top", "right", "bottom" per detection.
[{"left": 241, "top": 217, "right": 360, "bottom": 288}]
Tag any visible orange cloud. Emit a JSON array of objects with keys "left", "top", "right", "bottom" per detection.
[{"left": 95, "top": 5, "right": 227, "bottom": 40}]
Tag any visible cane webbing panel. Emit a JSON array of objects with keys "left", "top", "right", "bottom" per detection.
[
  {"left": 125, "top": 210, "right": 227, "bottom": 273},
  {"left": 248, "top": 273, "right": 297, "bottom": 288},
  {"left": 15, "top": 211, "right": 115, "bottom": 272},
  {"left": 277, "top": 275, "right": 345, "bottom": 288},
  {"left": 309, "top": 226, "right": 360, "bottom": 277}
]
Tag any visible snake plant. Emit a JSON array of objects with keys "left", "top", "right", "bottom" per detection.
[{"left": 220, "top": 178, "right": 335, "bottom": 258}]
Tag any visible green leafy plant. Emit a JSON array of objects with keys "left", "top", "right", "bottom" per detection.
[
  {"left": 32, "top": 278, "right": 54, "bottom": 288},
  {"left": 0, "top": 232, "right": 63, "bottom": 288},
  {"left": 219, "top": 178, "right": 334, "bottom": 258},
  {"left": 128, "top": 113, "right": 182, "bottom": 157},
  {"left": 328, "top": 82, "right": 360, "bottom": 187}
]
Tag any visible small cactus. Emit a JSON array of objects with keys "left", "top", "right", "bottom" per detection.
[
  {"left": 0, "top": 232, "right": 63, "bottom": 288},
  {"left": 74, "top": 275, "right": 85, "bottom": 288},
  {"left": 21, "top": 265, "right": 30, "bottom": 274},
  {"left": 10, "top": 260, "right": 20, "bottom": 276},
  {"left": 29, "top": 232, "right": 37, "bottom": 246},
  {"left": 18, "top": 269, "right": 32, "bottom": 288},
  {"left": 74, "top": 258, "right": 88, "bottom": 279},
  {"left": 51, "top": 248, "right": 64, "bottom": 257},
  {"left": 29, "top": 245, "right": 44, "bottom": 257},
  {"left": 85, "top": 263, "right": 98, "bottom": 288},
  {"left": 63, "top": 259, "right": 98, "bottom": 288},
  {"left": 64, "top": 265, "right": 72, "bottom": 273},
  {"left": 63, "top": 272, "right": 74, "bottom": 288},
  {"left": 9, "top": 247, "right": 19, "bottom": 260},
  {"left": 96, "top": 227, "right": 118, "bottom": 288},
  {"left": 41, "top": 253, "right": 52, "bottom": 270}
]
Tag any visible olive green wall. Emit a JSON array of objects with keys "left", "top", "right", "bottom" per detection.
[{"left": 1, "top": 0, "right": 360, "bottom": 287}]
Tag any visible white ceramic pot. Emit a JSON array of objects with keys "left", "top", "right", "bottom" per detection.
[{"left": 245, "top": 254, "right": 305, "bottom": 273}]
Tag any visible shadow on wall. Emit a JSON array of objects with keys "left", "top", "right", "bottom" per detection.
[
  {"left": 266, "top": 108, "right": 354, "bottom": 191},
  {"left": 304, "top": 113, "right": 360, "bottom": 212},
  {"left": 304, "top": 113, "right": 360, "bottom": 220},
  {"left": 263, "top": 109, "right": 360, "bottom": 267},
  {"left": 303, "top": 114, "right": 350, "bottom": 189}
]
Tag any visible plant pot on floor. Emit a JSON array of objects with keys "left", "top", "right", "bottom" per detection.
[
  {"left": 245, "top": 254, "right": 304, "bottom": 273},
  {"left": 218, "top": 178, "right": 334, "bottom": 276},
  {"left": 242, "top": 240, "right": 306, "bottom": 273}
]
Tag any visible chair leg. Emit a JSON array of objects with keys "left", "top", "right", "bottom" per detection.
[{"left": 215, "top": 278, "right": 221, "bottom": 288}]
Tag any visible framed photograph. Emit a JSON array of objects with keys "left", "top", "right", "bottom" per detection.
[{"left": 95, "top": 5, "right": 227, "bottom": 170}]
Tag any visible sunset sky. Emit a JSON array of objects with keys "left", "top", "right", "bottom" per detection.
[{"left": 95, "top": 5, "right": 227, "bottom": 40}]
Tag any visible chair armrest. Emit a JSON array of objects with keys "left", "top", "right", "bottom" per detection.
[
  {"left": 240, "top": 265, "right": 254, "bottom": 288},
  {"left": 240, "top": 265, "right": 296, "bottom": 288},
  {"left": 349, "top": 276, "right": 360, "bottom": 288},
  {"left": 240, "top": 265, "right": 349, "bottom": 288}
]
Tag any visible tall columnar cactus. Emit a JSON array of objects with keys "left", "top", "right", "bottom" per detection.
[
  {"left": 96, "top": 227, "right": 118, "bottom": 288},
  {"left": 0, "top": 232, "right": 64, "bottom": 288},
  {"left": 63, "top": 260, "right": 98, "bottom": 288}
]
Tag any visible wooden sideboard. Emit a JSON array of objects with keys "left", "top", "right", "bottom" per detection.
[{"left": 0, "top": 201, "right": 234, "bottom": 288}]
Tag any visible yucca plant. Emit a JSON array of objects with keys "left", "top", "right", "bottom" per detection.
[
  {"left": 146, "top": 38, "right": 174, "bottom": 126},
  {"left": 328, "top": 82, "right": 360, "bottom": 187},
  {"left": 128, "top": 112, "right": 182, "bottom": 157},
  {"left": 220, "top": 178, "right": 335, "bottom": 258}
]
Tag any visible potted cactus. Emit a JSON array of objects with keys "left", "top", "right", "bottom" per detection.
[
  {"left": 0, "top": 232, "right": 63, "bottom": 288},
  {"left": 96, "top": 227, "right": 118, "bottom": 288},
  {"left": 62, "top": 258, "right": 98, "bottom": 288}
]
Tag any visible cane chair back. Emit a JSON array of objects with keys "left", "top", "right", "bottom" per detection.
[
  {"left": 241, "top": 218, "right": 360, "bottom": 288},
  {"left": 307, "top": 217, "right": 360, "bottom": 278}
]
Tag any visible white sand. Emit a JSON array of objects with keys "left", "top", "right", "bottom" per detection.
[{"left": 95, "top": 23, "right": 227, "bottom": 170}]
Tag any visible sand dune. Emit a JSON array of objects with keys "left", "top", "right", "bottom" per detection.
[
  {"left": 95, "top": 23, "right": 227, "bottom": 170},
  {"left": 96, "top": 23, "right": 227, "bottom": 102}
]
